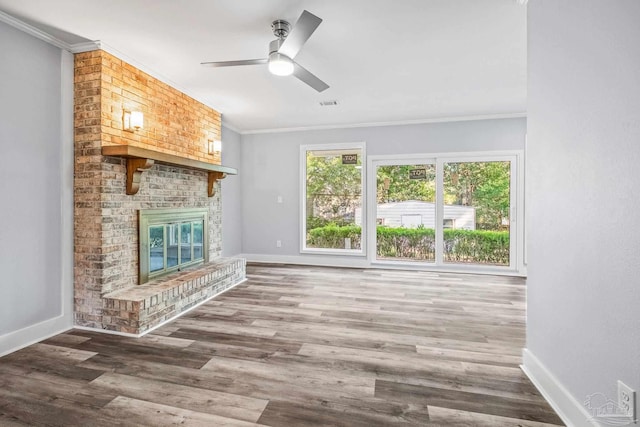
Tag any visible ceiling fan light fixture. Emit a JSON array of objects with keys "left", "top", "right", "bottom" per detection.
[
  {"left": 202, "top": 10, "right": 328, "bottom": 91},
  {"left": 268, "top": 52, "right": 294, "bottom": 76}
]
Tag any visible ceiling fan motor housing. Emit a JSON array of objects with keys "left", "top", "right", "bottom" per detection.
[
  {"left": 269, "top": 38, "right": 285, "bottom": 55},
  {"left": 271, "top": 19, "right": 291, "bottom": 38}
]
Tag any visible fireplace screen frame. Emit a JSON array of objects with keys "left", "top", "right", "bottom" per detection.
[{"left": 139, "top": 208, "right": 209, "bottom": 284}]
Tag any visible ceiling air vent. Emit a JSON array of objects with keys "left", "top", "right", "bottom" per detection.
[{"left": 319, "top": 100, "right": 338, "bottom": 106}]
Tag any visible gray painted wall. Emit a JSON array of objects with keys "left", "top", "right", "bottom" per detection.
[
  {"left": 221, "top": 125, "right": 243, "bottom": 256},
  {"left": 240, "top": 118, "right": 525, "bottom": 257},
  {"left": 0, "top": 21, "right": 69, "bottom": 339},
  {"left": 527, "top": 0, "right": 640, "bottom": 412}
]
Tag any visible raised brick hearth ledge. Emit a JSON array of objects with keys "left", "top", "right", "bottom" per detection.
[{"left": 100, "top": 258, "right": 246, "bottom": 336}]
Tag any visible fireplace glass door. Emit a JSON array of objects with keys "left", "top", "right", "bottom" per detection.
[{"left": 139, "top": 208, "right": 209, "bottom": 284}]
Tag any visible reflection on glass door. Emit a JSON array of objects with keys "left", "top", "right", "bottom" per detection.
[
  {"left": 375, "top": 164, "right": 436, "bottom": 262},
  {"left": 443, "top": 161, "right": 511, "bottom": 266}
]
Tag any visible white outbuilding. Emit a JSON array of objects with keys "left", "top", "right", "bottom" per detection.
[{"left": 355, "top": 200, "right": 475, "bottom": 230}]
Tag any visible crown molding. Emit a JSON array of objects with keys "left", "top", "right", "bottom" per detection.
[
  {"left": 0, "top": 10, "right": 526, "bottom": 139},
  {"left": 0, "top": 11, "right": 226, "bottom": 119},
  {"left": 68, "top": 41, "right": 101, "bottom": 53},
  {"left": 0, "top": 10, "right": 102, "bottom": 54},
  {"left": 221, "top": 121, "right": 242, "bottom": 135},
  {"left": 0, "top": 9, "right": 70, "bottom": 50},
  {"left": 240, "top": 113, "right": 527, "bottom": 135},
  {"left": 95, "top": 42, "right": 221, "bottom": 114}
]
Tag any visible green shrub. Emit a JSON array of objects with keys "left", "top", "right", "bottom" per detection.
[
  {"left": 442, "top": 229, "right": 509, "bottom": 264},
  {"left": 306, "top": 216, "right": 352, "bottom": 230},
  {"left": 376, "top": 226, "right": 436, "bottom": 260},
  {"left": 307, "top": 224, "right": 362, "bottom": 249},
  {"left": 306, "top": 225, "right": 509, "bottom": 265}
]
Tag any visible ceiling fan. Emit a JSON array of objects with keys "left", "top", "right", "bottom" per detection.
[{"left": 201, "top": 10, "right": 329, "bottom": 92}]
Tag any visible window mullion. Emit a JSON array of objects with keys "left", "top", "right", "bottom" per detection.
[
  {"left": 435, "top": 158, "right": 444, "bottom": 265},
  {"left": 177, "top": 223, "right": 181, "bottom": 268},
  {"left": 162, "top": 224, "right": 168, "bottom": 274}
]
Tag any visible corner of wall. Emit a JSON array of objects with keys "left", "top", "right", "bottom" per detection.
[
  {"left": 521, "top": 349, "right": 597, "bottom": 427},
  {"left": 221, "top": 123, "right": 244, "bottom": 257},
  {"left": 0, "top": 317, "right": 72, "bottom": 357}
]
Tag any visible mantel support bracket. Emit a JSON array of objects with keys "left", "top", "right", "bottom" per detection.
[
  {"left": 126, "top": 158, "right": 154, "bottom": 195},
  {"left": 208, "top": 171, "right": 227, "bottom": 197}
]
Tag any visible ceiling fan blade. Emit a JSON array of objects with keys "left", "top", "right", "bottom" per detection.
[
  {"left": 293, "top": 63, "right": 329, "bottom": 92},
  {"left": 201, "top": 58, "right": 268, "bottom": 67},
  {"left": 278, "top": 10, "right": 322, "bottom": 59}
]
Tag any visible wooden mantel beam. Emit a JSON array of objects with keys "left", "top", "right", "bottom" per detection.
[{"left": 102, "top": 145, "right": 237, "bottom": 197}]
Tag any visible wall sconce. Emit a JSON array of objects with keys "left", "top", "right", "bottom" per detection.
[
  {"left": 208, "top": 140, "right": 222, "bottom": 155},
  {"left": 123, "top": 110, "right": 144, "bottom": 132}
]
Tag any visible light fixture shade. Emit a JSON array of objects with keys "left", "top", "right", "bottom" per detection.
[
  {"left": 208, "top": 140, "right": 222, "bottom": 155},
  {"left": 130, "top": 111, "right": 144, "bottom": 129},
  {"left": 213, "top": 140, "right": 222, "bottom": 153},
  {"left": 268, "top": 52, "right": 294, "bottom": 76},
  {"left": 124, "top": 110, "right": 144, "bottom": 131}
]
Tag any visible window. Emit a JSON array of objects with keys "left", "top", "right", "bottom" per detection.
[
  {"left": 139, "top": 208, "right": 208, "bottom": 283},
  {"left": 372, "top": 163, "right": 437, "bottom": 262},
  {"left": 301, "top": 143, "right": 365, "bottom": 255},
  {"left": 368, "top": 152, "right": 521, "bottom": 271},
  {"left": 443, "top": 160, "right": 511, "bottom": 265}
]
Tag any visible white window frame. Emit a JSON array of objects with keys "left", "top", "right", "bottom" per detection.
[
  {"left": 367, "top": 156, "right": 437, "bottom": 263},
  {"left": 367, "top": 150, "right": 525, "bottom": 274},
  {"left": 300, "top": 142, "right": 367, "bottom": 256}
]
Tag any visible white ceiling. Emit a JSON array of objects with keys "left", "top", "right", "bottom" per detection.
[{"left": 0, "top": 0, "right": 527, "bottom": 133}]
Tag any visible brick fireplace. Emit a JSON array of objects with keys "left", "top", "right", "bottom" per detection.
[{"left": 74, "top": 49, "right": 244, "bottom": 335}]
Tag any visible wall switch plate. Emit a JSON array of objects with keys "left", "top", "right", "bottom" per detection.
[
  {"left": 277, "top": 196, "right": 283, "bottom": 204},
  {"left": 618, "top": 380, "right": 636, "bottom": 421},
  {"left": 276, "top": 240, "right": 282, "bottom": 248}
]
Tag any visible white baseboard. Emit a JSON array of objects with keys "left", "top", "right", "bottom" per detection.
[
  {"left": 0, "top": 314, "right": 73, "bottom": 357},
  {"left": 240, "top": 253, "right": 526, "bottom": 277},
  {"left": 521, "top": 349, "right": 598, "bottom": 427},
  {"left": 73, "top": 325, "right": 143, "bottom": 338},
  {"left": 241, "top": 253, "right": 370, "bottom": 269},
  {"left": 74, "top": 277, "right": 248, "bottom": 338}
]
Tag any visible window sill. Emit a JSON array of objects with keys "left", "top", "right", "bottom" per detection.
[{"left": 300, "top": 248, "right": 366, "bottom": 257}]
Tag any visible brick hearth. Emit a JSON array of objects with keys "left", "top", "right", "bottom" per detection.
[{"left": 102, "top": 258, "right": 245, "bottom": 335}]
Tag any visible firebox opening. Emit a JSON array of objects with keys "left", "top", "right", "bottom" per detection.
[{"left": 139, "top": 208, "right": 209, "bottom": 284}]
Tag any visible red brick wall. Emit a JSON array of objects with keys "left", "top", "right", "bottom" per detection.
[
  {"left": 73, "top": 50, "right": 224, "bottom": 331},
  {"left": 76, "top": 49, "right": 221, "bottom": 163}
]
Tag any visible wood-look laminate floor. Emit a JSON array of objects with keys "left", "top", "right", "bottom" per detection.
[{"left": 0, "top": 264, "right": 564, "bottom": 426}]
